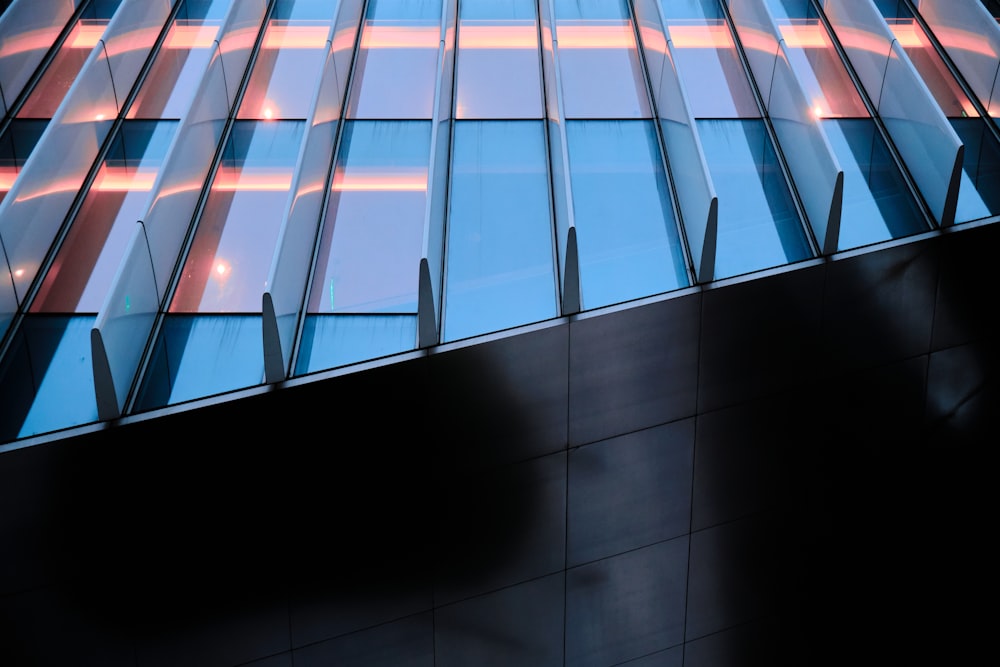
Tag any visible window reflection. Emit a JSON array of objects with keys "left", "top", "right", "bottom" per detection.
[
  {"left": 128, "top": 0, "right": 231, "bottom": 119},
  {"left": 237, "top": 0, "right": 335, "bottom": 120},
  {"left": 17, "top": 0, "right": 124, "bottom": 118},
  {"left": 444, "top": 120, "right": 555, "bottom": 342},
  {"left": 308, "top": 120, "right": 430, "bottom": 314},
  {"left": 0, "top": 119, "right": 45, "bottom": 205},
  {"left": 555, "top": 0, "right": 651, "bottom": 118},
  {"left": 31, "top": 120, "right": 177, "bottom": 313},
  {"left": 566, "top": 120, "right": 687, "bottom": 309},
  {"left": 698, "top": 119, "right": 810, "bottom": 278},
  {"left": 764, "top": 0, "right": 869, "bottom": 118},
  {"left": 455, "top": 0, "right": 542, "bottom": 119},
  {"left": 170, "top": 120, "right": 304, "bottom": 312},
  {"left": 346, "top": 0, "right": 441, "bottom": 119}
]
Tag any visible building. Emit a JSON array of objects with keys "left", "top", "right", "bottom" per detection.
[{"left": 0, "top": 0, "right": 995, "bottom": 664}]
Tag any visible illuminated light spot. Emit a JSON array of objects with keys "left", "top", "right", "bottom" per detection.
[
  {"left": 813, "top": 106, "right": 824, "bottom": 118},
  {"left": 216, "top": 263, "right": 227, "bottom": 275},
  {"left": 95, "top": 113, "right": 105, "bottom": 120},
  {"left": 14, "top": 269, "right": 24, "bottom": 278},
  {"left": 263, "top": 107, "right": 273, "bottom": 120}
]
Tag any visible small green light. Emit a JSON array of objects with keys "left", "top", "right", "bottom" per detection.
[
  {"left": 125, "top": 295, "right": 131, "bottom": 312},
  {"left": 329, "top": 279, "right": 335, "bottom": 311}
]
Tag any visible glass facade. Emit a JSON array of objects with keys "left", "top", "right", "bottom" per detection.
[{"left": 1, "top": 0, "right": 999, "bottom": 443}]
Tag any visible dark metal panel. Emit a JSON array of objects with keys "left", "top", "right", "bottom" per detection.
[
  {"left": 569, "top": 293, "right": 700, "bottom": 446},
  {"left": 568, "top": 418, "right": 694, "bottom": 566},
  {"left": 434, "top": 574, "right": 563, "bottom": 667},
  {"left": 292, "top": 613, "right": 433, "bottom": 667}
]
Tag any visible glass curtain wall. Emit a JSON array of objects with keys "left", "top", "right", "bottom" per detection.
[
  {"left": 138, "top": 0, "right": 334, "bottom": 408},
  {"left": 763, "top": 0, "right": 926, "bottom": 249},
  {"left": 873, "top": 0, "right": 1000, "bottom": 223},
  {"left": 662, "top": 0, "right": 810, "bottom": 279},
  {"left": 295, "top": 0, "right": 441, "bottom": 374},
  {"left": 556, "top": 0, "right": 688, "bottom": 309}
]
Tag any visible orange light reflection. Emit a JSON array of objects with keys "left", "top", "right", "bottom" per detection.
[
  {"left": 67, "top": 20, "right": 108, "bottom": 48},
  {"left": 666, "top": 23, "right": 734, "bottom": 49},
  {"left": 556, "top": 22, "right": 637, "bottom": 49},
  {"left": 164, "top": 21, "right": 220, "bottom": 49},
  {"left": 0, "top": 26, "right": 64, "bottom": 58},
  {"left": 332, "top": 168, "right": 427, "bottom": 192},
  {"left": 263, "top": 23, "right": 331, "bottom": 49},
  {"left": 0, "top": 166, "right": 19, "bottom": 191},
  {"left": 213, "top": 167, "right": 293, "bottom": 191},
  {"left": 93, "top": 166, "right": 158, "bottom": 192},
  {"left": 360, "top": 24, "right": 439, "bottom": 49},
  {"left": 458, "top": 23, "right": 537, "bottom": 49}
]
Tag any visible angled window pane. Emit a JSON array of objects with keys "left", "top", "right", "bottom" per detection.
[
  {"left": 295, "top": 314, "right": 416, "bottom": 375},
  {"left": 31, "top": 120, "right": 177, "bottom": 313},
  {"left": 128, "top": 0, "right": 231, "bottom": 119},
  {"left": 765, "top": 0, "right": 869, "bottom": 118},
  {"left": 237, "top": 0, "right": 334, "bottom": 120},
  {"left": 566, "top": 120, "right": 688, "bottom": 310},
  {"left": 0, "top": 316, "right": 98, "bottom": 440},
  {"left": 823, "top": 118, "right": 925, "bottom": 249},
  {"left": 170, "top": 120, "right": 304, "bottom": 313},
  {"left": 308, "top": 120, "right": 430, "bottom": 314},
  {"left": 555, "top": 0, "right": 651, "bottom": 119},
  {"left": 661, "top": 1, "right": 759, "bottom": 118},
  {"left": 346, "top": 0, "right": 441, "bottom": 119},
  {"left": 0, "top": 119, "right": 46, "bottom": 205},
  {"left": 698, "top": 119, "right": 810, "bottom": 278},
  {"left": 17, "top": 1, "right": 125, "bottom": 118},
  {"left": 456, "top": 0, "right": 542, "bottom": 119},
  {"left": 444, "top": 120, "right": 556, "bottom": 342}
]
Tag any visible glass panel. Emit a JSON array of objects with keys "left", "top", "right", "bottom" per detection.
[
  {"left": 128, "top": 0, "right": 232, "bottom": 119},
  {"left": 455, "top": 0, "right": 542, "bottom": 119},
  {"left": 170, "top": 120, "right": 304, "bottom": 312},
  {"left": 295, "top": 314, "right": 416, "bottom": 374},
  {"left": 765, "top": 0, "right": 869, "bottom": 118},
  {"left": 444, "top": 120, "right": 556, "bottom": 342},
  {"left": 822, "top": 118, "right": 925, "bottom": 249},
  {"left": 0, "top": 119, "right": 46, "bottom": 205},
  {"left": 661, "top": 1, "right": 760, "bottom": 118},
  {"left": 554, "top": 0, "right": 651, "bottom": 119},
  {"left": 0, "top": 315, "right": 98, "bottom": 440},
  {"left": 30, "top": 120, "right": 177, "bottom": 313},
  {"left": 308, "top": 120, "right": 431, "bottom": 314},
  {"left": 876, "top": 3, "right": 979, "bottom": 118},
  {"left": 16, "top": 0, "right": 123, "bottom": 118},
  {"left": 135, "top": 314, "right": 263, "bottom": 408},
  {"left": 0, "top": 0, "right": 78, "bottom": 114},
  {"left": 697, "top": 119, "right": 810, "bottom": 279},
  {"left": 237, "top": 0, "right": 334, "bottom": 120},
  {"left": 950, "top": 117, "right": 1000, "bottom": 223},
  {"left": 346, "top": 0, "right": 441, "bottom": 119},
  {"left": 565, "top": 120, "right": 688, "bottom": 310}
]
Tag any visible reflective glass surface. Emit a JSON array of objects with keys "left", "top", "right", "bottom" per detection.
[
  {"left": 765, "top": 0, "right": 869, "bottom": 118},
  {"left": 136, "top": 314, "right": 263, "bottom": 408},
  {"left": 308, "top": 120, "right": 431, "bottom": 314},
  {"left": 0, "top": 315, "right": 97, "bottom": 440},
  {"left": 171, "top": 120, "right": 304, "bottom": 312},
  {"left": 823, "top": 118, "right": 925, "bottom": 249},
  {"left": 346, "top": 0, "right": 441, "bottom": 119},
  {"left": 31, "top": 120, "right": 176, "bottom": 312},
  {"left": 128, "top": 0, "right": 231, "bottom": 119},
  {"left": 661, "top": 2, "right": 759, "bottom": 118},
  {"left": 455, "top": 0, "right": 542, "bottom": 119},
  {"left": 0, "top": 119, "right": 45, "bottom": 204},
  {"left": 16, "top": 0, "right": 124, "bottom": 118},
  {"left": 565, "top": 120, "right": 688, "bottom": 309},
  {"left": 698, "top": 119, "right": 810, "bottom": 278},
  {"left": 237, "top": 0, "right": 334, "bottom": 120},
  {"left": 950, "top": 117, "right": 1000, "bottom": 223},
  {"left": 295, "top": 314, "right": 416, "bottom": 375},
  {"left": 444, "top": 120, "right": 556, "bottom": 342},
  {"left": 554, "top": 0, "right": 651, "bottom": 119}
]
